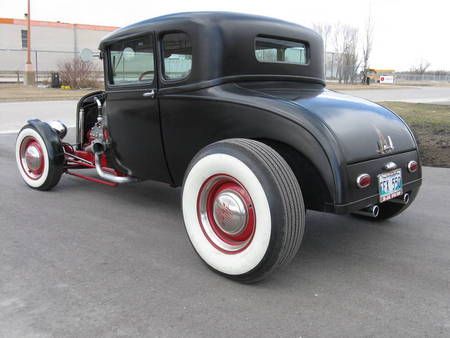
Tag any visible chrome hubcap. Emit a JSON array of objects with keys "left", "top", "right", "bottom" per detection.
[
  {"left": 197, "top": 174, "right": 256, "bottom": 254},
  {"left": 213, "top": 190, "right": 248, "bottom": 236},
  {"left": 25, "top": 144, "right": 42, "bottom": 171},
  {"left": 19, "top": 136, "right": 45, "bottom": 180}
]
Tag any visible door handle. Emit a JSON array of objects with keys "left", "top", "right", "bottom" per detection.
[{"left": 142, "top": 90, "right": 155, "bottom": 98}]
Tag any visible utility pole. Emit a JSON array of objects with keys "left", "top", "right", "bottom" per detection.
[{"left": 24, "top": 0, "right": 35, "bottom": 85}]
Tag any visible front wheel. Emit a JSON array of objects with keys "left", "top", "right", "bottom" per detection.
[
  {"left": 182, "top": 139, "right": 305, "bottom": 283},
  {"left": 16, "top": 124, "right": 64, "bottom": 191}
]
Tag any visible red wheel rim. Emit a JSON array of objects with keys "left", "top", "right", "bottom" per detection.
[
  {"left": 19, "top": 136, "right": 45, "bottom": 180},
  {"left": 197, "top": 174, "right": 256, "bottom": 254}
]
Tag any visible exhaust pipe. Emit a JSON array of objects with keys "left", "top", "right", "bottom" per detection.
[
  {"left": 388, "top": 193, "right": 410, "bottom": 205},
  {"left": 354, "top": 204, "right": 380, "bottom": 218},
  {"left": 94, "top": 152, "right": 137, "bottom": 184}
]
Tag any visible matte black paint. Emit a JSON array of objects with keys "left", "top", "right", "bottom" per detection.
[
  {"left": 99, "top": 12, "right": 325, "bottom": 88},
  {"left": 76, "top": 12, "right": 422, "bottom": 214}
]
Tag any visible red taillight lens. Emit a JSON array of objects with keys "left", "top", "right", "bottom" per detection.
[
  {"left": 408, "top": 161, "right": 418, "bottom": 173},
  {"left": 356, "top": 174, "right": 372, "bottom": 188}
]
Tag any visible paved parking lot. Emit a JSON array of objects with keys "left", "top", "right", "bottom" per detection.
[
  {"left": 341, "top": 86, "right": 450, "bottom": 105},
  {"left": 1, "top": 129, "right": 449, "bottom": 337}
]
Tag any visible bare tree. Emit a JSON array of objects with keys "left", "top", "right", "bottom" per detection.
[
  {"left": 361, "top": 15, "right": 374, "bottom": 84},
  {"left": 312, "top": 23, "right": 332, "bottom": 53},
  {"left": 58, "top": 58, "right": 101, "bottom": 89},
  {"left": 410, "top": 59, "right": 431, "bottom": 74},
  {"left": 332, "top": 23, "right": 360, "bottom": 83},
  {"left": 313, "top": 23, "right": 332, "bottom": 77}
]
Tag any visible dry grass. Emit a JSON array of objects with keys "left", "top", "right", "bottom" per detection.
[
  {"left": 0, "top": 84, "right": 98, "bottom": 102},
  {"left": 381, "top": 102, "right": 450, "bottom": 127},
  {"left": 381, "top": 102, "right": 450, "bottom": 168}
]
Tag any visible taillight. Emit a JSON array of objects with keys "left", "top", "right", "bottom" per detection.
[
  {"left": 356, "top": 173, "right": 372, "bottom": 188},
  {"left": 407, "top": 161, "right": 418, "bottom": 173}
]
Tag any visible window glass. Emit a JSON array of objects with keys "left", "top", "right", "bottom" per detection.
[
  {"left": 21, "top": 30, "right": 28, "bottom": 48},
  {"left": 109, "top": 36, "right": 154, "bottom": 85},
  {"left": 162, "top": 33, "right": 192, "bottom": 80},
  {"left": 255, "top": 36, "right": 307, "bottom": 65}
]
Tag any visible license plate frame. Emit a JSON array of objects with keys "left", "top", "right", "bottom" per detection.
[{"left": 378, "top": 169, "right": 403, "bottom": 203}]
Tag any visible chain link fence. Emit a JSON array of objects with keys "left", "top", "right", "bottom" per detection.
[
  {"left": 394, "top": 73, "right": 450, "bottom": 83},
  {"left": 2, "top": 48, "right": 449, "bottom": 84},
  {"left": 0, "top": 48, "right": 103, "bottom": 83}
]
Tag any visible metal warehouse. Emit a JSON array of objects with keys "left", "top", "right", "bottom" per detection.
[{"left": 0, "top": 18, "right": 117, "bottom": 81}]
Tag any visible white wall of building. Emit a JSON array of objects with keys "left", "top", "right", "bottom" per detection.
[{"left": 0, "top": 20, "right": 116, "bottom": 72}]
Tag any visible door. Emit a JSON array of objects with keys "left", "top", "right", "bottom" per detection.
[{"left": 104, "top": 33, "right": 170, "bottom": 182}]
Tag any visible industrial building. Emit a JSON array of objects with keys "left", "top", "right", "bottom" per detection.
[{"left": 0, "top": 17, "right": 117, "bottom": 81}]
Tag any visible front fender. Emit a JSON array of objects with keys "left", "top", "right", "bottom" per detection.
[{"left": 25, "top": 119, "right": 65, "bottom": 169}]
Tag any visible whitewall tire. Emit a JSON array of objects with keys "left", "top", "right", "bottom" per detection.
[
  {"left": 16, "top": 124, "right": 63, "bottom": 191},
  {"left": 182, "top": 139, "right": 305, "bottom": 282}
]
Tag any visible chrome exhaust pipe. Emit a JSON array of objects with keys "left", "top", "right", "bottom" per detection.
[
  {"left": 94, "top": 152, "right": 137, "bottom": 184},
  {"left": 354, "top": 204, "right": 380, "bottom": 218},
  {"left": 388, "top": 193, "right": 410, "bottom": 205}
]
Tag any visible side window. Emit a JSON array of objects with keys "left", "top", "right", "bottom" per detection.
[
  {"left": 109, "top": 35, "right": 154, "bottom": 85},
  {"left": 162, "top": 32, "right": 192, "bottom": 80}
]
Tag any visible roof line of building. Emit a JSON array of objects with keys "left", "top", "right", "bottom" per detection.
[{"left": 0, "top": 17, "right": 118, "bottom": 32}]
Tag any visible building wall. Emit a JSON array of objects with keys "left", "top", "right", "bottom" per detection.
[{"left": 0, "top": 18, "right": 117, "bottom": 72}]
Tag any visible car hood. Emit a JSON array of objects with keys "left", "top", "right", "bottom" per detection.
[{"left": 237, "top": 83, "right": 417, "bottom": 164}]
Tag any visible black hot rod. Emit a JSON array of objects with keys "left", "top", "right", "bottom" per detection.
[{"left": 16, "top": 12, "right": 422, "bottom": 282}]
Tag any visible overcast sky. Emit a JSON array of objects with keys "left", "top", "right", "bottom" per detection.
[{"left": 1, "top": 0, "right": 449, "bottom": 71}]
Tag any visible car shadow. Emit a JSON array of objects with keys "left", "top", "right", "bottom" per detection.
[{"left": 61, "top": 174, "right": 405, "bottom": 285}]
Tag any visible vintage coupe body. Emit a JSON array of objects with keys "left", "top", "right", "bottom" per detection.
[{"left": 16, "top": 12, "right": 422, "bottom": 282}]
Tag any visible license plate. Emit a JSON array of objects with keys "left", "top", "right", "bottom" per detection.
[{"left": 378, "top": 169, "right": 403, "bottom": 203}]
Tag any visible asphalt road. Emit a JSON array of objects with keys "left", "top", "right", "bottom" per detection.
[
  {"left": 1, "top": 129, "right": 449, "bottom": 337},
  {"left": 0, "top": 100, "right": 77, "bottom": 134},
  {"left": 340, "top": 86, "right": 450, "bottom": 105}
]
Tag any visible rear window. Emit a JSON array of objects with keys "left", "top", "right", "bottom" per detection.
[{"left": 255, "top": 36, "right": 308, "bottom": 65}]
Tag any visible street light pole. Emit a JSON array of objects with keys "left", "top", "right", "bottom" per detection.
[{"left": 24, "top": 0, "right": 35, "bottom": 85}]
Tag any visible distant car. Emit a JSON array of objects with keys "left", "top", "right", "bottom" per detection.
[{"left": 15, "top": 12, "right": 422, "bottom": 282}]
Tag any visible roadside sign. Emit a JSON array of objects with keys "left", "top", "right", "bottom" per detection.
[{"left": 380, "top": 75, "right": 394, "bottom": 84}]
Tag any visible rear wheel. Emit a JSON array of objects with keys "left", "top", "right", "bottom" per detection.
[
  {"left": 182, "top": 139, "right": 305, "bottom": 283},
  {"left": 16, "top": 125, "right": 63, "bottom": 191}
]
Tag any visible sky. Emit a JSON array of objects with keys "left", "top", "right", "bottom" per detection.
[{"left": 1, "top": 0, "right": 449, "bottom": 71}]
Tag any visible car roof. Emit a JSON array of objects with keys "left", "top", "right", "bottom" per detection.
[{"left": 100, "top": 12, "right": 325, "bottom": 89}]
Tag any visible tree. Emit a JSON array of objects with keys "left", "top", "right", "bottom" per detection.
[
  {"left": 312, "top": 23, "right": 332, "bottom": 54},
  {"left": 410, "top": 59, "right": 431, "bottom": 74},
  {"left": 361, "top": 15, "right": 374, "bottom": 84},
  {"left": 333, "top": 23, "right": 360, "bottom": 83}
]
